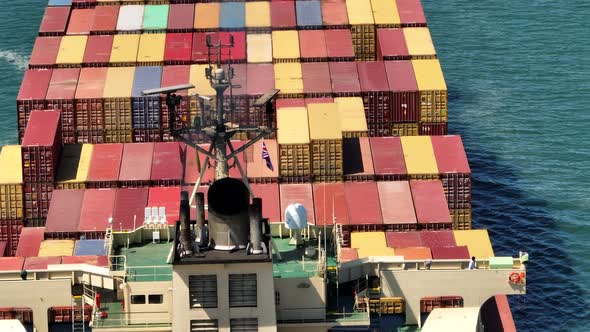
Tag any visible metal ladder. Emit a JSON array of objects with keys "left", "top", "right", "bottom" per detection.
[
  {"left": 71, "top": 296, "right": 85, "bottom": 332},
  {"left": 104, "top": 225, "right": 113, "bottom": 253}
]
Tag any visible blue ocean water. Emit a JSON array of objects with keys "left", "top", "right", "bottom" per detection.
[{"left": 0, "top": 1, "right": 588, "bottom": 331}]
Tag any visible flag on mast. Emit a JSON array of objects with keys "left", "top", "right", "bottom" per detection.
[{"left": 262, "top": 138, "right": 274, "bottom": 171}]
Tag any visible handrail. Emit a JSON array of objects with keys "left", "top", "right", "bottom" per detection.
[
  {"left": 276, "top": 307, "right": 369, "bottom": 324},
  {"left": 125, "top": 265, "right": 173, "bottom": 282}
]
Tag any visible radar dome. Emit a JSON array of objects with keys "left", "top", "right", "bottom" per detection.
[{"left": 285, "top": 204, "right": 308, "bottom": 230}]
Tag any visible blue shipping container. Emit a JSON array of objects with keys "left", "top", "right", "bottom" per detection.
[
  {"left": 132, "top": 66, "right": 163, "bottom": 130},
  {"left": 296, "top": 0, "right": 323, "bottom": 28},
  {"left": 74, "top": 240, "right": 107, "bottom": 256},
  {"left": 48, "top": 0, "right": 72, "bottom": 6},
  {"left": 220, "top": 2, "right": 245, "bottom": 29}
]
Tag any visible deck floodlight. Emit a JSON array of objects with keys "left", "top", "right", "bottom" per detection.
[{"left": 141, "top": 84, "right": 194, "bottom": 96}]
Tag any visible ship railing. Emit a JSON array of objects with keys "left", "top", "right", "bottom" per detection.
[
  {"left": 276, "top": 307, "right": 370, "bottom": 324},
  {"left": 339, "top": 257, "right": 525, "bottom": 271},
  {"left": 91, "top": 310, "right": 171, "bottom": 329},
  {"left": 108, "top": 255, "right": 127, "bottom": 273},
  {"left": 125, "top": 265, "right": 173, "bottom": 282}
]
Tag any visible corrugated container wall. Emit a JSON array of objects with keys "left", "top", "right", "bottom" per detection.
[
  {"left": 0, "top": 220, "right": 23, "bottom": 257},
  {"left": 132, "top": 66, "right": 162, "bottom": 131},
  {"left": 21, "top": 110, "right": 62, "bottom": 184},
  {"left": 45, "top": 68, "right": 81, "bottom": 144},
  {"left": 16, "top": 69, "right": 53, "bottom": 141},
  {"left": 384, "top": 60, "right": 419, "bottom": 124},
  {"left": 412, "top": 59, "right": 447, "bottom": 123},
  {"left": 277, "top": 107, "right": 311, "bottom": 180},
  {"left": 160, "top": 66, "right": 191, "bottom": 141},
  {"left": 307, "top": 103, "right": 343, "bottom": 181},
  {"left": 104, "top": 67, "right": 135, "bottom": 143},
  {"left": 75, "top": 67, "right": 107, "bottom": 143},
  {"left": 357, "top": 61, "right": 392, "bottom": 136},
  {"left": 346, "top": 0, "right": 376, "bottom": 60},
  {"left": 0, "top": 146, "right": 23, "bottom": 220}
]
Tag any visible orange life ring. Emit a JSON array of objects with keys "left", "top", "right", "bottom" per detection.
[{"left": 509, "top": 272, "right": 521, "bottom": 284}]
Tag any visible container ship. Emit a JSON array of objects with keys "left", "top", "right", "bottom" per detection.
[{"left": 0, "top": 0, "right": 527, "bottom": 331}]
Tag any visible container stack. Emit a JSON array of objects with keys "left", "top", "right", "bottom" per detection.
[
  {"left": 0, "top": 146, "right": 24, "bottom": 256},
  {"left": 307, "top": 103, "right": 343, "bottom": 182},
  {"left": 21, "top": 110, "right": 62, "bottom": 226},
  {"left": 277, "top": 107, "right": 311, "bottom": 182}
]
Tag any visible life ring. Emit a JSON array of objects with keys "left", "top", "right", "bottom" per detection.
[{"left": 509, "top": 272, "right": 521, "bottom": 284}]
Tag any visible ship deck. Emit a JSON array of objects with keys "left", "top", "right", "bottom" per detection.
[
  {"left": 114, "top": 241, "right": 173, "bottom": 282},
  {"left": 272, "top": 237, "right": 337, "bottom": 278}
]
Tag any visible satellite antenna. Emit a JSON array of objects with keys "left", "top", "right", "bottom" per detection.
[{"left": 284, "top": 204, "right": 308, "bottom": 246}]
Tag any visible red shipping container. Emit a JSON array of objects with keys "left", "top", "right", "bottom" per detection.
[
  {"left": 276, "top": 99, "right": 305, "bottom": 108},
  {"left": 87, "top": 143, "right": 123, "bottom": 188},
  {"left": 67, "top": 9, "right": 95, "bottom": 35},
  {"left": 385, "top": 231, "right": 421, "bottom": 248},
  {"left": 344, "top": 182, "right": 382, "bottom": 225},
  {"left": 112, "top": 188, "right": 149, "bottom": 231},
  {"left": 21, "top": 110, "right": 62, "bottom": 183},
  {"left": 165, "top": 33, "right": 193, "bottom": 65},
  {"left": 385, "top": 60, "right": 419, "bottom": 123},
  {"left": 339, "top": 247, "right": 359, "bottom": 262},
  {"left": 313, "top": 183, "right": 349, "bottom": 226},
  {"left": 343, "top": 137, "right": 375, "bottom": 181},
  {"left": 304, "top": 97, "right": 333, "bottom": 105},
  {"left": 358, "top": 61, "right": 392, "bottom": 125},
  {"left": 0, "top": 220, "right": 23, "bottom": 257},
  {"left": 62, "top": 255, "right": 108, "bottom": 267},
  {"left": 279, "top": 183, "right": 315, "bottom": 225},
  {"left": 329, "top": 62, "right": 361, "bottom": 97},
  {"left": 419, "top": 231, "right": 456, "bottom": 248},
  {"left": 75, "top": 68, "right": 107, "bottom": 136},
  {"left": 321, "top": 0, "right": 348, "bottom": 28},
  {"left": 24, "top": 182, "right": 54, "bottom": 220},
  {"left": 192, "top": 32, "right": 246, "bottom": 64},
  {"left": 15, "top": 227, "right": 45, "bottom": 257},
  {"left": 44, "top": 189, "right": 85, "bottom": 236},
  {"left": 396, "top": 0, "right": 427, "bottom": 27},
  {"left": 299, "top": 30, "right": 327, "bottom": 61},
  {"left": 119, "top": 143, "right": 155, "bottom": 187},
  {"left": 0, "top": 257, "right": 25, "bottom": 271},
  {"left": 223, "top": 64, "right": 253, "bottom": 128},
  {"left": 246, "top": 139, "right": 279, "bottom": 182},
  {"left": 431, "top": 246, "right": 470, "bottom": 260},
  {"left": 184, "top": 143, "right": 215, "bottom": 185},
  {"left": 270, "top": 1, "right": 297, "bottom": 30},
  {"left": 251, "top": 183, "right": 281, "bottom": 224},
  {"left": 219, "top": 32, "right": 246, "bottom": 63},
  {"left": 29, "top": 37, "right": 62, "bottom": 69},
  {"left": 78, "top": 189, "right": 117, "bottom": 235},
  {"left": 148, "top": 186, "right": 181, "bottom": 225},
  {"left": 83, "top": 35, "right": 114, "bottom": 67},
  {"left": 325, "top": 30, "right": 355, "bottom": 61},
  {"left": 24, "top": 256, "right": 61, "bottom": 270},
  {"left": 167, "top": 4, "right": 196, "bottom": 32},
  {"left": 247, "top": 63, "right": 275, "bottom": 96},
  {"left": 160, "top": 65, "right": 191, "bottom": 141},
  {"left": 419, "top": 123, "right": 448, "bottom": 136},
  {"left": 91, "top": 5, "right": 119, "bottom": 34},
  {"left": 377, "top": 29, "right": 410, "bottom": 60},
  {"left": 133, "top": 129, "right": 162, "bottom": 143},
  {"left": 410, "top": 180, "right": 452, "bottom": 228},
  {"left": 370, "top": 137, "right": 407, "bottom": 180},
  {"left": 151, "top": 142, "right": 183, "bottom": 186},
  {"left": 39, "top": 6, "right": 71, "bottom": 36},
  {"left": 394, "top": 247, "right": 432, "bottom": 260},
  {"left": 45, "top": 68, "right": 81, "bottom": 144},
  {"left": 302, "top": 62, "right": 332, "bottom": 97},
  {"left": 192, "top": 32, "right": 217, "bottom": 63},
  {"left": 377, "top": 181, "right": 417, "bottom": 229},
  {"left": 17, "top": 69, "right": 54, "bottom": 141},
  {"left": 431, "top": 135, "right": 471, "bottom": 209}
]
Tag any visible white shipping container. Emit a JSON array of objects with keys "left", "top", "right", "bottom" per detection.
[{"left": 117, "top": 5, "right": 145, "bottom": 32}]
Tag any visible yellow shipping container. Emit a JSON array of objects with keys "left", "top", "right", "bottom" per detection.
[
  {"left": 137, "top": 33, "right": 166, "bottom": 64},
  {"left": 247, "top": 34, "right": 272, "bottom": 63},
  {"left": 404, "top": 27, "right": 436, "bottom": 58},
  {"left": 56, "top": 144, "right": 93, "bottom": 188},
  {"left": 194, "top": 3, "right": 220, "bottom": 30},
  {"left": 351, "top": 231, "right": 387, "bottom": 249},
  {"left": 307, "top": 103, "right": 342, "bottom": 140},
  {"left": 358, "top": 247, "right": 395, "bottom": 259},
  {"left": 453, "top": 230, "right": 495, "bottom": 259},
  {"left": 272, "top": 31, "right": 300, "bottom": 61},
  {"left": 334, "top": 97, "right": 368, "bottom": 133},
  {"left": 38, "top": 240, "right": 75, "bottom": 257},
  {"left": 274, "top": 63, "right": 303, "bottom": 95},
  {"left": 0, "top": 145, "right": 23, "bottom": 220},
  {"left": 189, "top": 64, "right": 216, "bottom": 97},
  {"left": 56, "top": 35, "right": 88, "bottom": 66},
  {"left": 400, "top": 136, "right": 438, "bottom": 176},
  {"left": 103, "top": 67, "right": 135, "bottom": 98},
  {"left": 370, "top": 0, "right": 401, "bottom": 26},
  {"left": 110, "top": 34, "right": 140, "bottom": 65},
  {"left": 277, "top": 107, "right": 310, "bottom": 144},
  {"left": 245, "top": 2, "right": 271, "bottom": 29},
  {"left": 412, "top": 59, "right": 447, "bottom": 122},
  {"left": 412, "top": 59, "right": 447, "bottom": 91},
  {"left": 346, "top": 0, "right": 375, "bottom": 24}
]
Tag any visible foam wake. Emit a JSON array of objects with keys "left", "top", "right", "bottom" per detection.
[{"left": 0, "top": 50, "right": 29, "bottom": 71}]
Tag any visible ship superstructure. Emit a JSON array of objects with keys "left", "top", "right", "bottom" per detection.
[{"left": 0, "top": 1, "right": 527, "bottom": 332}]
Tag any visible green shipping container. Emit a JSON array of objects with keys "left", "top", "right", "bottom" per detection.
[{"left": 143, "top": 5, "right": 169, "bottom": 31}]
